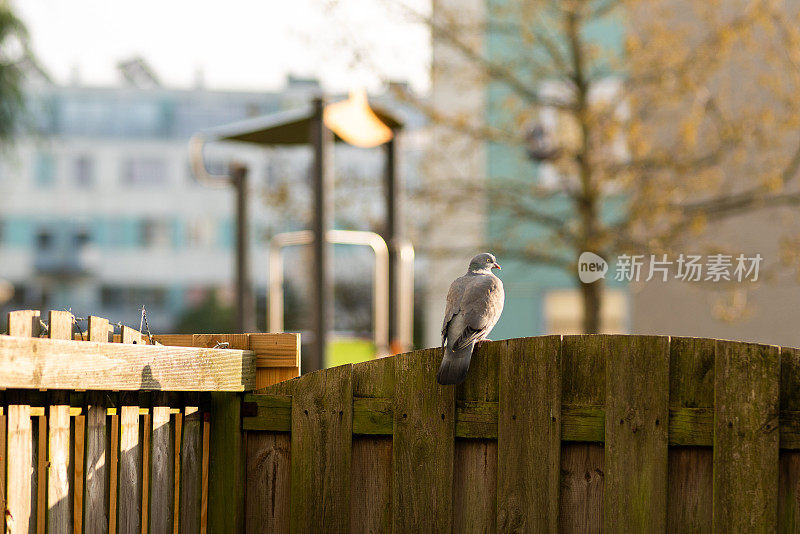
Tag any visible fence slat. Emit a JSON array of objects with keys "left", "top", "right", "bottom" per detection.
[
  {"left": 150, "top": 403, "right": 174, "bottom": 533},
  {"left": 180, "top": 406, "right": 203, "bottom": 534},
  {"left": 118, "top": 402, "right": 141, "bottom": 534},
  {"left": 668, "top": 337, "right": 714, "bottom": 532},
  {"left": 393, "top": 348, "right": 454, "bottom": 532},
  {"left": 8, "top": 310, "right": 41, "bottom": 337},
  {"left": 140, "top": 411, "right": 151, "bottom": 531},
  {"left": 713, "top": 341, "right": 780, "bottom": 531},
  {"left": 780, "top": 347, "right": 800, "bottom": 531},
  {"left": 351, "top": 357, "right": 396, "bottom": 534},
  {"left": 49, "top": 310, "right": 74, "bottom": 533},
  {"left": 7, "top": 404, "right": 34, "bottom": 532},
  {"left": 497, "top": 336, "right": 561, "bottom": 532},
  {"left": 245, "top": 433, "right": 291, "bottom": 534},
  {"left": 73, "top": 414, "right": 85, "bottom": 534},
  {"left": 36, "top": 412, "right": 46, "bottom": 533},
  {"left": 109, "top": 410, "right": 119, "bottom": 534},
  {"left": 85, "top": 313, "right": 111, "bottom": 534},
  {"left": 604, "top": 335, "right": 669, "bottom": 532},
  {"left": 173, "top": 410, "right": 181, "bottom": 534},
  {"left": 290, "top": 364, "right": 353, "bottom": 532},
  {"left": 0, "top": 406, "right": 5, "bottom": 534}
]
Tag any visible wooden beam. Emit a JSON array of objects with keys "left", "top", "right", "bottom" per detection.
[
  {"left": 0, "top": 335, "right": 255, "bottom": 391},
  {"left": 8, "top": 310, "right": 41, "bottom": 337}
]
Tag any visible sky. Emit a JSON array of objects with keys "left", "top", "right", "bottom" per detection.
[{"left": 13, "top": 0, "right": 431, "bottom": 94}]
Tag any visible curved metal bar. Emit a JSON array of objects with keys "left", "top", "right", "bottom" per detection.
[
  {"left": 188, "top": 133, "right": 231, "bottom": 187},
  {"left": 268, "top": 230, "right": 391, "bottom": 357}
]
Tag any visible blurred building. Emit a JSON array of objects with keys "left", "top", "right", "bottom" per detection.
[{"left": 0, "top": 62, "right": 424, "bottom": 333}]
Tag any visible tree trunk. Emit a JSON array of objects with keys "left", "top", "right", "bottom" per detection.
[{"left": 579, "top": 277, "right": 603, "bottom": 334}]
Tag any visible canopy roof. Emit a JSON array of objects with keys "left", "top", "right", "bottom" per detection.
[{"left": 204, "top": 101, "right": 404, "bottom": 147}]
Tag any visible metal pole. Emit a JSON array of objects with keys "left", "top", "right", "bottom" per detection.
[
  {"left": 383, "top": 135, "right": 399, "bottom": 350},
  {"left": 310, "top": 97, "right": 332, "bottom": 372},
  {"left": 232, "top": 162, "right": 255, "bottom": 333}
]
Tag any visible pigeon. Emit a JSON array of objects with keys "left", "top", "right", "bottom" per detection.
[{"left": 437, "top": 252, "right": 505, "bottom": 385}]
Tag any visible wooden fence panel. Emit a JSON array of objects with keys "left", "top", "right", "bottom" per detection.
[
  {"left": 180, "top": 406, "right": 203, "bottom": 534},
  {"left": 559, "top": 335, "right": 605, "bottom": 531},
  {"left": 497, "top": 336, "right": 561, "bottom": 533},
  {"left": 85, "top": 313, "right": 111, "bottom": 534},
  {"left": 150, "top": 403, "right": 174, "bottom": 533},
  {"left": 604, "top": 335, "right": 670, "bottom": 532},
  {"left": 0, "top": 404, "right": 5, "bottom": 534},
  {"left": 245, "top": 432, "right": 291, "bottom": 534},
  {"left": 290, "top": 364, "right": 353, "bottom": 532},
  {"left": 713, "top": 341, "right": 780, "bottom": 531},
  {"left": 351, "top": 357, "right": 396, "bottom": 534},
  {"left": 780, "top": 347, "right": 800, "bottom": 531},
  {"left": 118, "top": 402, "right": 141, "bottom": 534},
  {"left": 48, "top": 310, "right": 73, "bottom": 533},
  {"left": 393, "top": 348, "right": 455, "bottom": 532},
  {"left": 7, "top": 403, "right": 34, "bottom": 533},
  {"left": 453, "top": 341, "right": 500, "bottom": 534}
]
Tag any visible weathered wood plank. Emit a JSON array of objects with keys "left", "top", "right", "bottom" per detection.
[
  {"left": 245, "top": 432, "right": 291, "bottom": 534},
  {"left": 36, "top": 414, "right": 46, "bottom": 534},
  {"left": 74, "top": 414, "right": 85, "bottom": 534},
  {"left": 242, "top": 394, "right": 292, "bottom": 432},
  {"left": 140, "top": 412, "right": 151, "bottom": 531},
  {"left": 604, "top": 335, "right": 669, "bottom": 532},
  {"left": 559, "top": 335, "right": 605, "bottom": 532},
  {"left": 497, "top": 336, "right": 561, "bottom": 533},
  {"left": 668, "top": 337, "right": 714, "bottom": 533},
  {"left": 173, "top": 411, "right": 181, "bottom": 534},
  {"left": 0, "top": 335, "right": 255, "bottom": 391},
  {"left": 249, "top": 333, "right": 301, "bottom": 367},
  {"left": 179, "top": 406, "right": 203, "bottom": 534},
  {"left": 7, "top": 404, "right": 34, "bottom": 533},
  {"left": 8, "top": 309, "right": 41, "bottom": 337},
  {"left": 780, "top": 346, "right": 800, "bottom": 532},
  {"left": 118, "top": 404, "right": 141, "bottom": 534},
  {"left": 85, "top": 392, "right": 109, "bottom": 534},
  {"left": 48, "top": 402, "right": 73, "bottom": 532},
  {"left": 393, "top": 348, "right": 454, "bottom": 532},
  {"left": 88, "top": 316, "right": 112, "bottom": 343},
  {"left": 713, "top": 340, "right": 780, "bottom": 532},
  {"left": 150, "top": 404, "right": 174, "bottom": 533},
  {"left": 120, "top": 326, "right": 144, "bottom": 345},
  {"left": 201, "top": 412, "right": 210, "bottom": 534},
  {"left": 350, "top": 355, "right": 395, "bottom": 534},
  {"left": 109, "top": 411, "right": 119, "bottom": 534},
  {"left": 290, "top": 364, "right": 353, "bottom": 532},
  {"left": 0, "top": 410, "right": 5, "bottom": 534}
]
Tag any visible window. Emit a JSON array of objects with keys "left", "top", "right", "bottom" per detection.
[
  {"left": 139, "top": 219, "right": 171, "bottom": 248},
  {"left": 543, "top": 288, "right": 628, "bottom": 335},
  {"left": 34, "top": 152, "right": 55, "bottom": 187},
  {"left": 122, "top": 157, "right": 166, "bottom": 186},
  {"left": 74, "top": 156, "right": 94, "bottom": 188},
  {"left": 100, "top": 285, "right": 167, "bottom": 309}
]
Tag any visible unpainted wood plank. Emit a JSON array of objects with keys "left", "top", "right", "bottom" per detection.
[
  {"left": 780, "top": 346, "right": 800, "bottom": 532},
  {"left": 290, "top": 364, "right": 353, "bottom": 532},
  {"left": 668, "top": 337, "right": 714, "bottom": 532},
  {"left": 173, "top": 412, "right": 181, "bottom": 534},
  {"left": 120, "top": 326, "right": 144, "bottom": 345},
  {"left": 604, "top": 335, "right": 670, "bottom": 532},
  {"left": 48, "top": 403, "right": 73, "bottom": 532},
  {"left": 7, "top": 404, "right": 34, "bottom": 533},
  {"left": 0, "top": 335, "right": 255, "bottom": 392},
  {"left": 179, "top": 407, "right": 203, "bottom": 534},
  {"left": 140, "top": 412, "right": 151, "bottom": 532},
  {"left": 713, "top": 340, "right": 780, "bottom": 532},
  {"left": 109, "top": 412, "right": 119, "bottom": 534},
  {"left": 118, "top": 405, "right": 141, "bottom": 534},
  {"left": 249, "top": 333, "right": 301, "bottom": 367},
  {"left": 497, "top": 336, "right": 562, "bottom": 533},
  {"left": 88, "top": 316, "right": 113, "bottom": 343},
  {"left": 48, "top": 310, "right": 73, "bottom": 340},
  {"left": 255, "top": 367, "right": 300, "bottom": 390},
  {"left": 37, "top": 414, "right": 46, "bottom": 534},
  {"left": 150, "top": 335, "right": 194, "bottom": 347},
  {"left": 559, "top": 335, "right": 606, "bottom": 532},
  {"left": 0, "top": 411, "right": 5, "bottom": 534},
  {"left": 8, "top": 310, "right": 41, "bottom": 337},
  {"left": 73, "top": 414, "right": 85, "bottom": 534},
  {"left": 85, "top": 392, "right": 109, "bottom": 534},
  {"left": 392, "top": 348, "right": 454, "bottom": 532},
  {"left": 245, "top": 432, "right": 291, "bottom": 534},
  {"left": 454, "top": 339, "right": 501, "bottom": 534},
  {"left": 200, "top": 413, "right": 210, "bottom": 534},
  {"left": 149, "top": 405, "right": 174, "bottom": 533}
]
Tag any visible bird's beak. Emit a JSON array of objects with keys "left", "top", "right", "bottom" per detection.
[{"left": 492, "top": 262, "right": 501, "bottom": 270}]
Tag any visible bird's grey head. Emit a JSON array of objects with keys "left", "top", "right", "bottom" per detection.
[{"left": 468, "top": 252, "right": 501, "bottom": 273}]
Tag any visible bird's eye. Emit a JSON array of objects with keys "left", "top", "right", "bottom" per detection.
[{"left": 487, "top": 258, "right": 491, "bottom": 262}]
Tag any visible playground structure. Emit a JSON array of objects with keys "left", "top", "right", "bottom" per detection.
[{"left": 2, "top": 311, "right": 799, "bottom": 532}]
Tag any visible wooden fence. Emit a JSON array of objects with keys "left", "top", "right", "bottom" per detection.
[
  {"left": 244, "top": 335, "right": 800, "bottom": 533},
  {"left": 0, "top": 309, "right": 300, "bottom": 534}
]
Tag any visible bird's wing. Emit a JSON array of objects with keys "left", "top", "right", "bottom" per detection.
[
  {"left": 441, "top": 275, "right": 468, "bottom": 346},
  {"left": 451, "top": 274, "right": 504, "bottom": 351}
]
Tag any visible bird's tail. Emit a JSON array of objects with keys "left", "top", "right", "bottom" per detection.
[{"left": 436, "top": 343, "right": 474, "bottom": 385}]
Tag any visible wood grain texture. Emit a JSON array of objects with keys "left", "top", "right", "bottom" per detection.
[
  {"left": 8, "top": 310, "right": 41, "bottom": 337},
  {"left": 245, "top": 432, "right": 291, "bottom": 534},
  {"left": 7, "top": 404, "right": 34, "bottom": 533},
  {"left": 0, "top": 411, "right": 5, "bottom": 534},
  {"left": 208, "top": 393, "right": 245, "bottom": 533},
  {"left": 109, "top": 412, "right": 119, "bottom": 534},
  {"left": 141, "top": 412, "right": 151, "bottom": 533},
  {"left": 249, "top": 333, "right": 301, "bottom": 367},
  {"left": 74, "top": 414, "right": 85, "bottom": 534},
  {"left": 559, "top": 336, "right": 605, "bottom": 532},
  {"left": 497, "top": 336, "right": 561, "bottom": 533},
  {"left": 780, "top": 347, "right": 800, "bottom": 531},
  {"left": 36, "top": 414, "right": 46, "bottom": 534},
  {"left": 668, "top": 337, "right": 714, "bottom": 532},
  {"left": 0, "top": 335, "right": 255, "bottom": 391},
  {"left": 393, "top": 348, "right": 454, "bottom": 533},
  {"left": 88, "top": 316, "right": 112, "bottom": 342},
  {"left": 173, "top": 412, "right": 182, "bottom": 534},
  {"left": 714, "top": 340, "right": 780, "bottom": 532},
  {"left": 200, "top": 413, "right": 210, "bottom": 534},
  {"left": 180, "top": 407, "right": 203, "bottom": 534},
  {"left": 84, "top": 392, "right": 109, "bottom": 534},
  {"left": 118, "top": 405, "right": 141, "bottom": 534},
  {"left": 150, "top": 405, "right": 174, "bottom": 533},
  {"left": 48, "top": 403, "right": 73, "bottom": 532},
  {"left": 604, "top": 335, "right": 669, "bottom": 532},
  {"left": 290, "top": 364, "right": 353, "bottom": 533}
]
